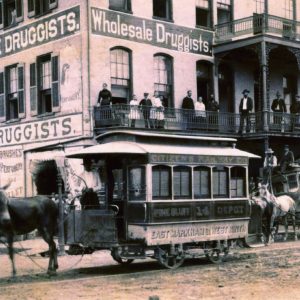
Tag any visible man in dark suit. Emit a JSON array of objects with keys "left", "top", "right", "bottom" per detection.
[
  {"left": 279, "top": 145, "right": 294, "bottom": 173},
  {"left": 182, "top": 90, "right": 195, "bottom": 129},
  {"left": 238, "top": 89, "right": 253, "bottom": 133},
  {"left": 271, "top": 91, "right": 286, "bottom": 125}
]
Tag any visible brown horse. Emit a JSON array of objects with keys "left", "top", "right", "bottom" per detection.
[
  {"left": 259, "top": 183, "right": 297, "bottom": 242},
  {"left": 0, "top": 183, "right": 58, "bottom": 277}
]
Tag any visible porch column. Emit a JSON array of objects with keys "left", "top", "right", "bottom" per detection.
[
  {"left": 213, "top": 59, "right": 220, "bottom": 103},
  {"left": 261, "top": 41, "right": 269, "bottom": 132}
]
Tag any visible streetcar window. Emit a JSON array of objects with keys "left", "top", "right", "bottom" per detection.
[
  {"left": 173, "top": 166, "right": 191, "bottom": 199},
  {"left": 287, "top": 174, "right": 298, "bottom": 190},
  {"left": 230, "top": 167, "right": 246, "bottom": 197},
  {"left": 194, "top": 166, "right": 210, "bottom": 199},
  {"left": 213, "top": 166, "right": 229, "bottom": 198},
  {"left": 112, "top": 169, "right": 124, "bottom": 200},
  {"left": 152, "top": 165, "right": 171, "bottom": 200},
  {"left": 128, "top": 166, "right": 146, "bottom": 201}
]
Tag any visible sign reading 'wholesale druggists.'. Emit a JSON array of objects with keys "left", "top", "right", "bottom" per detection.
[{"left": 91, "top": 7, "right": 213, "bottom": 56}]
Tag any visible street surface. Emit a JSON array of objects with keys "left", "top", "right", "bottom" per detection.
[{"left": 1, "top": 237, "right": 300, "bottom": 300}]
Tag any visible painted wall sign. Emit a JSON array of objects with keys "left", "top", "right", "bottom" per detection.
[
  {"left": 149, "top": 153, "right": 248, "bottom": 165},
  {"left": 0, "top": 114, "right": 82, "bottom": 146},
  {"left": 91, "top": 7, "right": 213, "bottom": 56},
  {"left": 0, "top": 6, "right": 80, "bottom": 58},
  {"left": 129, "top": 221, "right": 248, "bottom": 245},
  {"left": 0, "top": 146, "right": 24, "bottom": 197}
]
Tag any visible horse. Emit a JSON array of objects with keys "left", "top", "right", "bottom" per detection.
[
  {"left": 258, "top": 183, "right": 297, "bottom": 242},
  {"left": 250, "top": 192, "right": 275, "bottom": 245},
  {"left": 0, "top": 182, "right": 59, "bottom": 277}
]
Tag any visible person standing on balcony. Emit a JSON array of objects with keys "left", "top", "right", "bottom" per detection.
[
  {"left": 194, "top": 96, "right": 206, "bottom": 128},
  {"left": 207, "top": 94, "right": 219, "bottom": 130},
  {"left": 182, "top": 90, "right": 195, "bottom": 129},
  {"left": 129, "top": 94, "right": 139, "bottom": 128},
  {"left": 290, "top": 95, "right": 300, "bottom": 130},
  {"left": 238, "top": 89, "right": 253, "bottom": 134},
  {"left": 151, "top": 91, "right": 165, "bottom": 129},
  {"left": 271, "top": 91, "right": 286, "bottom": 125},
  {"left": 97, "top": 83, "right": 112, "bottom": 121},
  {"left": 139, "top": 92, "right": 153, "bottom": 129}
]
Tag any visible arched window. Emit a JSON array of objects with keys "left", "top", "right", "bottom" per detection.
[
  {"left": 110, "top": 47, "right": 132, "bottom": 104},
  {"left": 152, "top": 165, "right": 171, "bottom": 199},
  {"left": 213, "top": 166, "right": 229, "bottom": 198},
  {"left": 173, "top": 166, "right": 191, "bottom": 199},
  {"left": 196, "top": 60, "right": 213, "bottom": 105},
  {"left": 194, "top": 166, "right": 211, "bottom": 199},
  {"left": 230, "top": 167, "right": 246, "bottom": 197},
  {"left": 154, "top": 54, "right": 173, "bottom": 108}
]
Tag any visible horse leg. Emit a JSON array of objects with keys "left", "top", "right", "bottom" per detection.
[
  {"left": 283, "top": 216, "right": 288, "bottom": 241},
  {"left": 40, "top": 229, "right": 58, "bottom": 275},
  {"left": 7, "top": 234, "right": 16, "bottom": 277},
  {"left": 292, "top": 211, "right": 298, "bottom": 241},
  {"left": 269, "top": 212, "right": 276, "bottom": 244}
]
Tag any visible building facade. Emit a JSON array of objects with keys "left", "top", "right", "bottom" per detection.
[{"left": 0, "top": 0, "right": 299, "bottom": 196}]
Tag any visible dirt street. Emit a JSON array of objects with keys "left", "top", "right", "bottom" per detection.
[{"left": 1, "top": 238, "right": 300, "bottom": 300}]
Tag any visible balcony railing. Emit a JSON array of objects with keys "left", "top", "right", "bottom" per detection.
[
  {"left": 93, "top": 104, "right": 300, "bottom": 136},
  {"left": 215, "top": 13, "right": 300, "bottom": 42}
]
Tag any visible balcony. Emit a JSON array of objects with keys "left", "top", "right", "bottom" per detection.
[
  {"left": 215, "top": 14, "right": 300, "bottom": 43},
  {"left": 93, "top": 105, "right": 300, "bottom": 137}
]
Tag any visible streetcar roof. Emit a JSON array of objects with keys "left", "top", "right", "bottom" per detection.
[{"left": 66, "top": 141, "right": 260, "bottom": 159}]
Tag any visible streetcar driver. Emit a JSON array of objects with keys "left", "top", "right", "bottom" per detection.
[{"left": 79, "top": 158, "right": 102, "bottom": 209}]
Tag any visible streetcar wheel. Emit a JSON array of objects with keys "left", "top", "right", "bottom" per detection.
[
  {"left": 111, "top": 249, "right": 134, "bottom": 265},
  {"left": 156, "top": 247, "right": 185, "bottom": 269},
  {"left": 205, "top": 248, "right": 228, "bottom": 264}
]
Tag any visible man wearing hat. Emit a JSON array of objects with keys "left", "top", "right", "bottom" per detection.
[
  {"left": 271, "top": 91, "right": 286, "bottom": 125},
  {"left": 279, "top": 145, "right": 294, "bottom": 173},
  {"left": 139, "top": 92, "right": 153, "bottom": 128},
  {"left": 263, "top": 148, "right": 277, "bottom": 184},
  {"left": 239, "top": 89, "right": 253, "bottom": 134}
]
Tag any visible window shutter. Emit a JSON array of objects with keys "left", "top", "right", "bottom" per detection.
[
  {"left": 0, "top": 0, "right": 3, "bottom": 29},
  {"left": 51, "top": 53, "right": 60, "bottom": 112},
  {"left": 18, "top": 63, "right": 25, "bottom": 118},
  {"left": 16, "top": 0, "right": 23, "bottom": 23},
  {"left": 0, "top": 71, "right": 5, "bottom": 122},
  {"left": 49, "top": 0, "right": 58, "bottom": 10},
  {"left": 28, "top": 0, "right": 35, "bottom": 17},
  {"left": 30, "top": 63, "right": 38, "bottom": 116}
]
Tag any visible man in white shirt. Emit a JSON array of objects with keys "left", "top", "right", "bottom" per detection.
[{"left": 79, "top": 158, "right": 102, "bottom": 209}]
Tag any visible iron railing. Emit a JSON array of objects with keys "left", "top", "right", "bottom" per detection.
[
  {"left": 215, "top": 13, "right": 300, "bottom": 42},
  {"left": 93, "top": 105, "right": 300, "bottom": 136}
]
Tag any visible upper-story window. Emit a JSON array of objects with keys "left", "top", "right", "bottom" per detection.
[
  {"left": 154, "top": 54, "right": 173, "bottom": 108},
  {"left": 0, "top": 63, "right": 25, "bottom": 122},
  {"left": 0, "top": 0, "right": 23, "bottom": 29},
  {"left": 109, "top": 0, "right": 131, "bottom": 12},
  {"left": 30, "top": 53, "right": 60, "bottom": 116},
  {"left": 28, "top": 0, "right": 57, "bottom": 18},
  {"left": 255, "top": 0, "right": 265, "bottom": 14},
  {"left": 196, "top": 0, "right": 211, "bottom": 28},
  {"left": 284, "top": 0, "right": 294, "bottom": 20},
  {"left": 153, "top": 0, "right": 172, "bottom": 21},
  {"left": 217, "top": 0, "right": 232, "bottom": 24},
  {"left": 110, "top": 47, "right": 132, "bottom": 104}
]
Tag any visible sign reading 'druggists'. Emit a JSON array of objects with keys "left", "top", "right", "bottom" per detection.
[
  {"left": 91, "top": 7, "right": 212, "bottom": 56},
  {"left": 0, "top": 114, "right": 82, "bottom": 146},
  {"left": 0, "top": 6, "right": 80, "bottom": 57}
]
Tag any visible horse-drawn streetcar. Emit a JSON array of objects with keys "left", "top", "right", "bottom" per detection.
[{"left": 65, "top": 131, "right": 259, "bottom": 268}]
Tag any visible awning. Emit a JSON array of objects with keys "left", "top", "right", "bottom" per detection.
[{"left": 66, "top": 141, "right": 260, "bottom": 159}]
